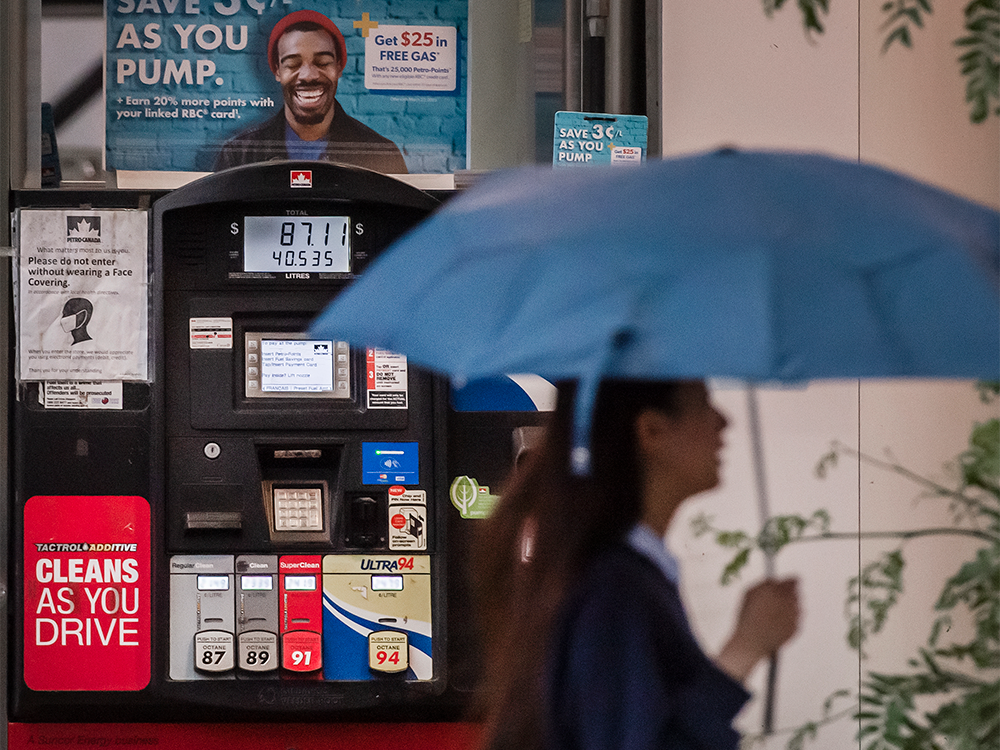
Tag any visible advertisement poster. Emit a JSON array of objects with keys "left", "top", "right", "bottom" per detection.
[
  {"left": 23, "top": 495, "right": 151, "bottom": 691},
  {"left": 552, "top": 111, "right": 648, "bottom": 168},
  {"left": 16, "top": 209, "right": 149, "bottom": 382},
  {"left": 106, "top": 0, "right": 468, "bottom": 175}
]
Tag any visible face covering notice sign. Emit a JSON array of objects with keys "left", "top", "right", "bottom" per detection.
[{"left": 15, "top": 209, "right": 149, "bottom": 383}]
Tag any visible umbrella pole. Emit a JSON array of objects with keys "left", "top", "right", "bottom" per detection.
[{"left": 746, "top": 385, "right": 779, "bottom": 735}]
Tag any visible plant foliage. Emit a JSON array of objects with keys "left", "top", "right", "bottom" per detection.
[
  {"left": 763, "top": 0, "right": 1000, "bottom": 123},
  {"left": 696, "top": 383, "right": 999, "bottom": 748},
  {"left": 955, "top": 0, "right": 1000, "bottom": 123},
  {"left": 764, "top": 0, "right": 832, "bottom": 35},
  {"left": 880, "top": 0, "right": 934, "bottom": 51}
]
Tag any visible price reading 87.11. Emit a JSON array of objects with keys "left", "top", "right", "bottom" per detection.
[
  {"left": 243, "top": 215, "right": 352, "bottom": 274},
  {"left": 273, "top": 220, "right": 346, "bottom": 269}
]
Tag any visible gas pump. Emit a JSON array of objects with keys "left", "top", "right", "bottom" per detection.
[{"left": 10, "top": 162, "right": 479, "bottom": 748}]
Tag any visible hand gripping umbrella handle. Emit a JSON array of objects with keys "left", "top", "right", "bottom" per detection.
[{"left": 747, "top": 385, "right": 778, "bottom": 735}]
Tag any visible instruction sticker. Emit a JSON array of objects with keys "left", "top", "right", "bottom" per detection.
[
  {"left": 553, "top": 111, "right": 647, "bottom": 168},
  {"left": 388, "top": 486, "right": 427, "bottom": 551},
  {"left": 41, "top": 381, "right": 123, "bottom": 410},
  {"left": 16, "top": 209, "right": 148, "bottom": 382},
  {"left": 366, "top": 348, "right": 408, "bottom": 409},
  {"left": 189, "top": 317, "right": 233, "bottom": 349}
]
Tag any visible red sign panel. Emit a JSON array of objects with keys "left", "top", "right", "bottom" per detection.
[
  {"left": 9, "top": 722, "right": 482, "bottom": 750},
  {"left": 23, "top": 496, "right": 151, "bottom": 691}
]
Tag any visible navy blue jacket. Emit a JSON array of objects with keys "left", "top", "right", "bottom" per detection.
[{"left": 546, "top": 544, "right": 750, "bottom": 750}]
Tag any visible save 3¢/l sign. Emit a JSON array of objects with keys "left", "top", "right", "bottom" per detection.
[{"left": 552, "top": 111, "right": 648, "bottom": 168}]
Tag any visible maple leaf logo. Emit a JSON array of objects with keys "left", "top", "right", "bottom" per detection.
[{"left": 66, "top": 216, "right": 101, "bottom": 242}]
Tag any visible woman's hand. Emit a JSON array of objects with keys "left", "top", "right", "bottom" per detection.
[{"left": 715, "top": 577, "right": 801, "bottom": 684}]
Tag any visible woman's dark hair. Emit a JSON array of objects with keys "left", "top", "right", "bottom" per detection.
[{"left": 471, "top": 379, "right": 684, "bottom": 750}]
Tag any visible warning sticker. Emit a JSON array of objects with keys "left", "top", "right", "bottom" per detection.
[
  {"left": 41, "top": 381, "right": 123, "bottom": 410},
  {"left": 366, "top": 348, "right": 407, "bottom": 409},
  {"left": 189, "top": 317, "right": 233, "bottom": 349},
  {"left": 388, "top": 487, "right": 427, "bottom": 551}
]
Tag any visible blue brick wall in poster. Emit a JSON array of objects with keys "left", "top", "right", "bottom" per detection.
[{"left": 106, "top": 0, "right": 467, "bottom": 174}]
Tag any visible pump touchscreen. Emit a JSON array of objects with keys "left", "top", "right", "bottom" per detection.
[
  {"left": 243, "top": 216, "right": 351, "bottom": 273},
  {"left": 262, "top": 339, "right": 332, "bottom": 392},
  {"left": 246, "top": 333, "right": 351, "bottom": 399}
]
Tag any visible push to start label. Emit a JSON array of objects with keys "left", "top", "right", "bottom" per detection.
[{"left": 23, "top": 495, "right": 151, "bottom": 691}]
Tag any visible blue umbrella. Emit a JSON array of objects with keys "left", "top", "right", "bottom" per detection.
[
  {"left": 310, "top": 148, "right": 999, "bottom": 471},
  {"left": 310, "top": 146, "right": 999, "bottom": 735}
]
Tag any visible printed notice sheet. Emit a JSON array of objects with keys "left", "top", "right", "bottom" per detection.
[{"left": 16, "top": 209, "right": 149, "bottom": 382}]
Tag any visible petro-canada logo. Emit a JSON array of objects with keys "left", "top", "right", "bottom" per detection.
[
  {"left": 290, "top": 170, "right": 313, "bottom": 188},
  {"left": 67, "top": 216, "right": 101, "bottom": 243}
]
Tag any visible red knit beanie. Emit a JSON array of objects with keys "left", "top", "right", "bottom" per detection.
[{"left": 268, "top": 10, "right": 348, "bottom": 73}]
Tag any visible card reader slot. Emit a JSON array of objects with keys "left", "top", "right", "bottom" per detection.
[{"left": 345, "top": 494, "right": 386, "bottom": 549}]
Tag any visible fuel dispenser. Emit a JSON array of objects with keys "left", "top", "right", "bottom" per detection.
[{"left": 10, "top": 163, "right": 479, "bottom": 747}]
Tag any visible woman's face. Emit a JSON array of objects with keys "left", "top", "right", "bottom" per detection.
[{"left": 647, "top": 381, "right": 729, "bottom": 498}]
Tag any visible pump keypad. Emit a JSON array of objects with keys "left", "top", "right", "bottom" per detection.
[{"left": 273, "top": 488, "right": 323, "bottom": 531}]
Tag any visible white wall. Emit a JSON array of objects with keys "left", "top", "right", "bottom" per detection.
[
  {"left": 661, "top": 1, "right": 999, "bottom": 747},
  {"left": 661, "top": 1, "right": 861, "bottom": 159}
]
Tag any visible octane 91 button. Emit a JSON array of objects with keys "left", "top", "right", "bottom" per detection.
[{"left": 282, "top": 630, "right": 322, "bottom": 672}]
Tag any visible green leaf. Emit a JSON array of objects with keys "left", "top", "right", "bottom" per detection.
[
  {"left": 690, "top": 513, "right": 713, "bottom": 538},
  {"left": 815, "top": 448, "right": 838, "bottom": 478},
  {"left": 716, "top": 530, "right": 749, "bottom": 548},
  {"left": 721, "top": 547, "right": 750, "bottom": 585},
  {"left": 762, "top": 0, "right": 830, "bottom": 34},
  {"left": 954, "top": 0, "right": 1000, "bottom": 124},
  {"left": 977, "top": 381, "right": 1000, "bottom": 403}
]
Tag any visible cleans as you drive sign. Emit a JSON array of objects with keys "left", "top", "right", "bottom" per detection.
[{"left": 23, "top": 495, "right": 151, "bottom": 691}]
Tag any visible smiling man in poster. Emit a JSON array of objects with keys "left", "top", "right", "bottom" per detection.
[{"left": 214, "top": 10, "right": 407, "bottom": 174}]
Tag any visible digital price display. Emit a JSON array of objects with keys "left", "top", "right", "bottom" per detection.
[
  {"left": 371, "top": 575, "right": 404, "bottom": 592},
  {"left": 197, "top": 575, "right": 230, "bottom": 591},
  {"left": 243, "top": 216, "right": 351, "bottom": 273},
  {"left": 284, "top": 576, "right": 316, "bottom": 591},
  {"left": 240, "top": 575, "right": 273, "bottom": 591}
]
